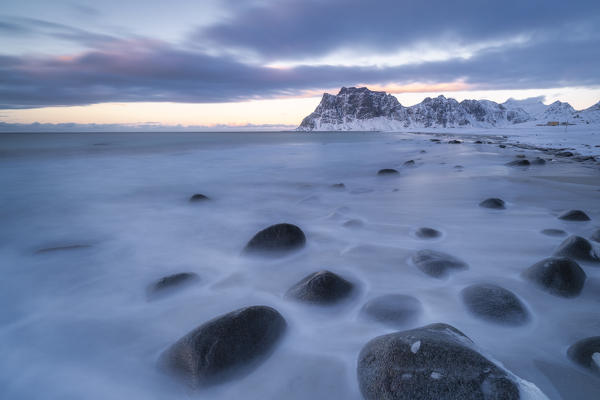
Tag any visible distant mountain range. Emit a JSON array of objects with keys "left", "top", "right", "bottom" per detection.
[{"left": 297, "top": 87, "right": 600, "bottom": 131}]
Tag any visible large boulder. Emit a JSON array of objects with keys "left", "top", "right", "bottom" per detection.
[
  {"left": 567, "top": 337, "right": 600, "bottom": 375},
  {"left": 412, "top": 250, "right": 468, "bottom": 278},
  {"left": 461, "top": 283, "right": 529, "bottom": 325},
  {"left": 558, "top": 210, "right": 591, "bottom": 221},
  {"left": 360, "top": 294, "right": 423, "bottom": 327},
  {"left": 357, "top": 323, "right": 521, "bottom": 400},
  {"left": 522, "top": 257, "right": 586, "bottom": 297},
  {"left": 159, "top": 306, "right": 286, "bottom": 388},
  {"left": 244, "top": 223, "right": 306, "bottom": 255},
  {"left": 553, "top": 236, "right": 599, "bottom": 263},
  {"left": 147, "top": 272, "right": 200, "bottom": 300},
  {"left": 285, "top": 270, "right": 354, "bottom": 305}
]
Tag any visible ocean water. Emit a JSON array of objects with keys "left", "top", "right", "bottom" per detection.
[{"left": 0, "top": 131, "right": 599, "bottom": 399}]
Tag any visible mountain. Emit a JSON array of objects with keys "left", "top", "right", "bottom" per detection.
[{"left": 297, "top": 87, "right": 598, "bottom": 131}]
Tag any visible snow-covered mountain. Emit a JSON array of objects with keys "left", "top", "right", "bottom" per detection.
[{"left": 298, "top": 87, "right": 600, "bottom": 131}]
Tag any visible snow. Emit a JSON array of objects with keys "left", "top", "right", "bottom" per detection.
[{"left": 411, "top": 340, "right": 421, "bottom": 353}]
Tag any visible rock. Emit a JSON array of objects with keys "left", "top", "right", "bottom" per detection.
[
  {"left": 285, "top": 270, "right": 354, "bottom": 305},
  {"left": 189, "top": 193, "right": 210, "bottom": 202},
  {"left": 531, "top": 157, "right": 546, "bottom": 165},
  {"left": 474, "top": 140, "right": 483, "bottom": 144},
  {"left": 553, "top": 235, "right": 599, "bottom": 263},
  {"left": 556, "top": 151, "right": 574, "bottom": 157},
  {"left": 479, "top": 198, "right": 506, "bottom": 209},
  {"left": 343, "top": 219, "right": 364, "bottom": 228},
  {"left": 34, "top": 244, "right": 91, "bottom": 254},
  {"left": 567, "top": 337, "right": 600, "bottom": 375},
  {"left": 357, "top": 323, "right": 520, "bottom": 400},
  {"left": 591, "top": 229, "right": 600, "bottom": 243},
  {"left": 515, "top": 154, "right": 526, "bottom": 158},
  {"left": 430, "top": 138, "right": 441, "bottom": 142},
  {"left": 378, "top": 168, "right": 399, "bottom": 176},
  {"left": 360, "top": 294, "right": 423, "bottom": 327},
  {"left": 159, "top": 306, "right": 286, "bottom": 388},
  {"left": 540, "top": 228, "right": 567, "bottom": 237},
  {"left": 415, "top": 227, "right": 442, "bottom": 239},
  {"left": 558, "top": 210, "right": 591, "bottom": 221},
  {"left": 461, "top": 283, "right": 529, "bottom": 325},
  {"left": 448, "top": 140, "right": 462, "bottom": 144},
  {"left": 147, "top": 272, "right": 200, "bottom": 300},
  {"left": 454, "top": 165, "right": 463, "bottom": 169},
  {"left": 403, "top": 160, "right": 416, "bottom": 167},
  {"left": 420, "top": 150, "right": 427, "bottom": 153},
  {"left": 244, "top": 223, "right": 306, "bottom": 255},
  {"left": 522, "top": 257, "right": 586, "bottom": 297},
  {"left": 412, "top": 250, "right": 468, "bottom": 278},
  {"left": 330, "top": 183, "right": 346, "bottom": 190},
  {"left": 506, "top": 159, "right": 530, "bottom": 166},
  {"left": 499, "top": 144, "right": 506, "bottom": 148}
]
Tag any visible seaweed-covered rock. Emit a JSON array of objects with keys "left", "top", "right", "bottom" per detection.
[
  {"left": 412, "top": 250, "right": 468, "bottom": 278},
  {"left": 377, "top": 168, "right": 399, "bottom": 176},
  {"left": 244, "top": 223, "right": 306, "bottom": 255},
  {"left": 522, "top": 257, "right": 586, "bottom": 297},
  {"left": 357, "top": 323, "right": 521, "bottom": 400},
  {"left": 286, "top": 270, "right": 354, "bottom": 305},
  {"left": 567, "top": 337, "right": 600, "bottom": 375},
  {"left": 553, "top": 236, "right": 599, "bottom": 263},
  {"left": 479, "top": 198, "right": 506, "bottom": 209},
  {"left": 147, "top": 272, "right": 200, "bottom": 300},
  {"left": 360, "top": 294, "right": 423, "bottom": 327},
  {"left": 558, "top": 210, "right": 591, "bottom": 221},
  {"left": 159, "top": 306, "right": 286, "bottom": 388},
  {"left": 461, "top": 283, "right": 529, "bottom": 325}
]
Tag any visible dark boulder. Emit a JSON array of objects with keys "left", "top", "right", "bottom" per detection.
[
  {"left": 415, "top": 227, "right": 442, "bottom": 239},
  {"left": 286, "top": 270, "right": 354, "bottom": 305},
  {"left": 448, "top": 140, "right": 462, "bottom": 144},
  {"left": 244, "top": 223, "right": 306, "bottom": 255},
  {"left": 430, "top": 138, "right": 441, "bottom": 142},
  {"left": 522, "top": 257, "right": 586, "bottom": 297},
  {"left": 556, "top": 151, "right": 574, "bottom": 157},
  {"left": 479, "top": 198, "right": 506, "bottom": 209},
  {"left": 461, "top": 283, "right": 529, "bottom": 325},
  {"left": 506, "top": 159, "right": 530, "bottom": 167},
  {"left": 412, "top": 250, "right": 468, "bottom": 278},
  {"left": 474, "top": 140, "right": 483, "bottom": 144},
  {"left": 403, "top": 160, "right": 416, "bottom": 167},
  {"left": 189, "top": 194, "right": 210, "bottom": 202},
  {"left": 147, "top": 272, "right": 200, "bottom": 300},
  {"left": 553, "top": 236, "right": 599, "bottom": 263},
  {"left": 499, "top": 144, "right": 506, "bottom": 148},
  {"left": 159, "top": 306, "right": 286, "bottom": 388},
  {"left": 378, "top": 168, "right": 399, "bottom": 176},
  {"left": 360, "top": 294, "right": 423, "bottom": 327},
  {"left": 357, "top": 323, "right": 520, "bottom": 400},
  {"left": 567, "top": 337, "right": 600, "bottom": 375},
  {"left": 558, "top": 210, "right": 591, "bottom": 221},
  {"left": 540, "top": 229, "right": 567, "bottom": 237}
]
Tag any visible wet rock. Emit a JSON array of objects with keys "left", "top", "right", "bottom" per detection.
[
  {"left": 189, "top": 193, "right": 210, "bottom": 202},
  {"left": 377, "top": 168, "right": 399, "bottom": 176},
  {"left": 558, "top": 210, "right": 591, "bottom": 221},
  {"left": 343, "top": 219, "right": 364, "bottom": 228},
  {"left": 531, "top": 157, "right": 546, "bottom": 165},
  {"left": 34, "top": 244, "right": 91, "bottom": 254},
  {"left": 430, "top": 138, "right": 441, "bottom": 142},
  {"left": 330, "top": 183, "right": 346, "bottom": 190},
  {"left": 448, "top": 140, "right": 462, "bottom": 144},
  {"left": 286, "top": 270, "right": 354, "bottom": 305},
  {"left": 461, "top": 283, "right": 529, "bottom": 325},
  {"left": 412, "top": 250, "right": 468, "bottom": 278},
  {"left": 499, "top": 144, "right": 506, "bottom": 148},
  {"left": 420, "top": 150, "right": 427, "bottom": 153},
  {"left": 556, "top": 151, "right": 574, "bottom": 157},
  {"left": 522, "top": 257, "right": 586, "bottom": 297},
  {"left": 553, "top": 236, "right": 599, "bottom": 263},
  {"left": 567, "top": 337, "right": 600, "bottom": 375},
  {"left": 506, "top": 159, "right": 530, "bottom": 166},
  {"left": 360, "top": 294, "right": 423, "bottom": 327},
  {"left": 159, "top": 306, "right": 286, "bottom": 388},
  {"left": 357, "top": 323, "right": 520, "bottom": 400},
  {"left": 591, "top": 229, "right": 600, "bottom": 243},
  {"left": 540, "top": 228, "right": 567, "bottom": 237},
  {"left": 244, "top": 223, "right": 306, "bottom": 255},
  {"left": 479, "top": 198, "right": 506, "bottom": 209},
  {"left": 515, "top": 154, "right": 526, "bottom": 158},
  {"left": 403, "top": 160, "right": 416, "bottom": 167},
  {"left": 415, "top": 227, "right": 442, "bottom": 239},
  {"left": 474, "top": 140, "right": 483, "bottom": 144},
  {"left": 147, "top": 272, "right": 200, "bottom": 300}
]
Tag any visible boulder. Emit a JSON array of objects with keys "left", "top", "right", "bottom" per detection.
[
  {"left": 479, "top": 198, "right": 506, "bottom": 210},
  {"left": 448, "top": 140, "right": 462, "bottom": 144},
  {"left": 461, "top": 283, "right": 529, "bottom": 325},
  {"left": 159, "top": 306, "right": 286, "bottom": 388},
  {"left": 378, "top": 168, "right": 399, "bottom": 176},
  {"left": 522, "top": 257, "right": 586, "bottom": 297},
  {"left": 147, "top": 272, "right": 200, "bottom": 300},
  {"left": 558, "top": 210, "right": 591, "bottom": 221},
  {"left": 286, "top": 270, "right": 354, "bottom": 305},
  {"left": 244, "top": 223, "right": 306, "bottom": 255},
  {"left": 357, "top": 323, "right": 521, "bottom": 400},
  {"left": 567, "top": 337, "right": 600, "bottom": 375},
  {"left": 412, "top": 250, "right": 468, "bottom": 278},
  {"left": 415, "top": 227, "right": 441, "bottom": 239},
  {"left": 360, "top": 294, "right": 423, "bottom": 327},
  {"left": 189, "top": 193, "right": 210, "bottom": 202},
  {"left": 506, "top": 159, "right": 530, "bottom": 167},
  {"left": 404, "top": 160, "right": 416, "bottom": 167},
  {"left": 553, "top": 236, "right": 599, "bottom": 263}
]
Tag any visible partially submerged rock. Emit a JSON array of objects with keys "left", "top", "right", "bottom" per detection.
[
  {"left": 558, "top": 210, "right": 591, "bottom": 221},
  {"left": 412, "top": 250, "right": 468, "bottom": 278},
  {"left": 461, "top": 283, "right": 529, "bottom": 325},
  {"left": 531, "top": 157, "right": 546, "bottom": 165},
  {"left": 286, "top": 270, "right": 354, "bottom": 305},
  {"left": 189, "top": 193, "right": 210, "bottom": 202},
  {"left": 506, "top": 159, "right": 530, "bottom": 167},
  {"left": 567, "top": 337, "right": 600, "bottom": 375},
  {"left": 244, "top": 223, "right": 306, "bottom": 255},
  {"left": 540, "top": 229, "right": 567, "bottom": 237},
  {"left": 357, "top": 323, "right": 521, "bottom": 400},
  {"left": 360, "top": 294, "right": 423, "bottom": 327},
  {"left": 330, "top": 183, "right": 346, "bottom": 190},
  {"left": 415, "top": 227, "right": 442, "bottom": 239},
  {"left": 479, "top": 198, "right": 506, "bottom": 209},
  {"left": 159, "top": 306, "right": 286, "bottom": 388},
  {"left": 448, "top": 140, "right": 462, "bottom": 144},
  {"left": 147, "top": 272, "right": 200, "bottom": 300},
  {"left": 403, "top": 160, "right": 416, "bottom": 167},
  {"left": 553, "top": 236, "right": 599, "bottom": 263},
  {"left": 377, "top": 168, "right": 399, "bottom": 176},
  {"left": 522, "top": 257, "right": 586, "bottom": 297}
]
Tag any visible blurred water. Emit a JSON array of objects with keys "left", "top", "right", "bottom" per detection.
[{"left": 0, "top": 131, "right": 599, "bottom": 399}]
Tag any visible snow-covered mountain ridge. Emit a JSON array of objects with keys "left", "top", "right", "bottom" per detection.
[{"left": 297, "top": 87, "right": 600, "bottom": 131}]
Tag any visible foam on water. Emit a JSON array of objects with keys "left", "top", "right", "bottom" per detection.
[{"left": 1, "top": 131, "right": 599, "bottom": 399}]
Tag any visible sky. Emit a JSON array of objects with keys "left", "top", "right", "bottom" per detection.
[{"left": 1, "top": 0, "right": 599, "bottom": 129}]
